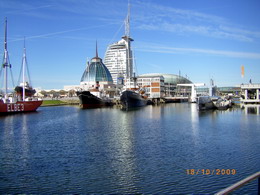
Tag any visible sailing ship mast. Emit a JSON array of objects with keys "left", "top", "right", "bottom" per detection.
[
  {"left": 3, "top": 18, "right": 10, "bottom": 96},
  {"left": 0, "top": 18, "right": 43, "bottom": 113},
  {"left": 22, "top": 39, "right": 26, "bottom": 101},
  {"left": 124, "top": 1, "right": 133, "bottom": 80},
  {"left": 2, "top": 18, "right": 15, "bottom": 98}
]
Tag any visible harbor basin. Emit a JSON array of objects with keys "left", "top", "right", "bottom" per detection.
[{"left": 0, "top": 103, "right": 259, "bottom": 194}]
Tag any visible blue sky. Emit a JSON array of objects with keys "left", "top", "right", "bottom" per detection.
[{"left": 0, "top": 0, "right": 260, "bottom": 89}]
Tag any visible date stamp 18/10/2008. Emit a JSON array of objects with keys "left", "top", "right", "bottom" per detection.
[{"left": 186, "top": 169, "right": 237, "bottom": 175}]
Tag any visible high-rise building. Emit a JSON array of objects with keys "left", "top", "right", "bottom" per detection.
[{"left": 104, "top": 4, "right": 133, "bottom": 85}]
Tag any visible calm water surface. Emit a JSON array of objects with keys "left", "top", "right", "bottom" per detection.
[{"left": 0, "top": 103, "right": 259, "bottom": 194}]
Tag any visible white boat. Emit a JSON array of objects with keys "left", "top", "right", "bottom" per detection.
[
  {"left": 213, "top": 98, "right": 232, "bottom": 110},
  {"left": 197, "top": 96, "right": 232, "bottom": 110}
]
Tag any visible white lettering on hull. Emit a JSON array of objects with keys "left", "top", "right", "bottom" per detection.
[{"left": 7, "top": 104, "right": 25, "bottom": 112}]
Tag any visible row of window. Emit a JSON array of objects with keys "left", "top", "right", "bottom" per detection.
[{"left": 138, "top": 78, "right": 161, "bottom": 82}]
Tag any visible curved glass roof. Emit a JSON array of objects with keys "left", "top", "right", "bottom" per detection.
[
  {"left": 81, "top": 57, "right": 113, "bottom": 83},
  {"left": 139, "top": 73, "right": 192, "bottom": 84}
]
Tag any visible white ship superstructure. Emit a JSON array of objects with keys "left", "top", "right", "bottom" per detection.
[{"left": 104, "top": 3, "right": 133, "bottom": 85}]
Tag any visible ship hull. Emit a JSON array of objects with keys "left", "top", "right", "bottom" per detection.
[
  {"left": 197, "top": 96, "right": 216, "bottom": 110},
  {"left": 0, "top": 100, "right": 42, "bottom": 113},
  {"left": 120, "top": 90, "right": 147, "bottom": 109},
  {"left": 77, "top": 91, "right": 112, "bottom": 109}
]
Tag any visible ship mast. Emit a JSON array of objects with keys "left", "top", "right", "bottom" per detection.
[
  {"left": 22, "top": 38, "right": 26, "bottom": 101},
  {"left": 2, "top": 18, "right": 15, "bottom": 97},
  {"left": 125, "top": 1, "right": 130, "bottom": 39},
  {"left": 124, "top": 1, "right": 133, "bottom": 80},
  {"left": 3, "top": 18, "right": 9, "bottom": 96}
]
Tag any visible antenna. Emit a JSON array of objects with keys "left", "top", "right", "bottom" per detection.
[
  {"left": 23, "top": 37, "right": 26, "bottom": 58},
  {"left": 95, "top": 40, "right": 98, "bottom": 58},
  {"left": 125, "top": 0, "right": 132, "bottom": 79},
  {"left": 4, "top": 18, "right": 7, "bottom": 51},
  {"left": 23, "top": 36, "right": 26, "bottom": 49},
  {"left": 125, "top": 0, "right": 130, "bottom": 37}
]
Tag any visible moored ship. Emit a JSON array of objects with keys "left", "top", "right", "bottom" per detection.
[
  {"left": 120, "top": 76, "right": 148, "bottom": 109},
  {"left": 15, "top": 82, "right": 36, "bottom": 97},
  {"left": 77, "top": 89, "right": 113, "bottom": 109},
  {"left": 0, "top": 99, "right": 42, "bottom": 113},
  {"left": 0, "top": 18, "right": 42, "bottom": 114},
  {"left": 117, "top": 4, "right": 147, "bottom": 110},
  {"left": 77, "top": 44, "right": 115, "bottom": 109},
  {"left": 120, "top": 89, "right": 147, "bottom": 109},
  {"left": 197, "top": 96, "right": 216, "bottom": 110},
  {"left": 197, "top": 96, "right": 232, "bottom": 111}
]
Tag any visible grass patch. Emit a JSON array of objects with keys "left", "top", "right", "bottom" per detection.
[{"left": 42, "top": 100, "right": 66, "bottom": 106}]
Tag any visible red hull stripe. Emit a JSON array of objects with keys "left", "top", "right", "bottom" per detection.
[{"left": 0, "top": 100, "right": 43, "bottom": 113}]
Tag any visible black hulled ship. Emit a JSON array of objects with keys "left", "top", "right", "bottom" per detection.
[
  {"left": 76, "top": 90, "right": 112, "bottom": 109},
  {"left": 120, "top": 89, "right": 147, "bottom": 109},
  {"left": 15, "top": 82, "right": 36, "bottom": 97},
  {"left": 118, "top": 7, "right": 148, "bottom": 110},
  {"left": 77, "top": 44, "right": 115, "bottom": 109}
]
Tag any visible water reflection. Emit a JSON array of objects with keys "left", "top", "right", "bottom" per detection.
[
  {"left": 109, "top": 111, "right": 137, "bottom": 192},
  {"left": 2, "top": 115, "right": 15, "bottom": 163},
  {"left": 0, "top": 105, "right": 259, "bottom": 194},
  {"left": 190, "top": 103, "right": 200, "bottom": 144},
  {"left": 146, "top": 105, "right": 163, "bottom": 119},
  {"left": 85, "top": 108, "right": 140, "bottom": 193},
  {"left": 20, "top": 114, "right": 29, "bottom": 170},
  {"left": 190, "top": 103, "right": 199, "bottom": 130},
  {"left": 241, "top": 104, "right": 260, "bottom": 115}
]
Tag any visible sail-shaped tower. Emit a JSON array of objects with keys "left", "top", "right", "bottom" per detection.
[{"left": 104, "top": 3, "right": 134, "bottom": 85}]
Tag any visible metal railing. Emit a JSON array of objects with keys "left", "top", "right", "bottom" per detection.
[{"left": 215, "top": 171, "right": 260, "bottom": 195}]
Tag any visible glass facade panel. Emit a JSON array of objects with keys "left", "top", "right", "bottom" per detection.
[{"left": 81, "top": 59, "right": 113, "bottom": 83}]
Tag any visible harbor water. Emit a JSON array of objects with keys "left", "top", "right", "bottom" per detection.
[{"left": 0, "top": 103, "right": 259, "bottom": 194}]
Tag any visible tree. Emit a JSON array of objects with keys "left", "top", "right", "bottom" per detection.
[{"left": 69, "top": 89, "right": 76, "bottom": 97}]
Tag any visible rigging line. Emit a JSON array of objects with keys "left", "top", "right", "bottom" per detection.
[
  {"left": 17, "top": 51, "right": 24, "bottom": 86},
  {"left": 23, "top": 37, "right": 33, "bottom": 87},
  {"left": 26, "top": 57, "right": 32, "bottom": 87},
  {"left": 108, "top": 20, "right": 124, "bottom": 45},
  {"left": 133, "top": 50, "right": 138, "bottom": 76},
  {"left": 17, "top": 62, "right": 22, "bottom": 86},
  {"left": 24, "top": 38, "right": 33, "bottom": 87},
  {"left": 0, "top": 68, "right": 3, "bottom": 90},
  {"left": 9, "top": 67, "right": 15, "bottom": 89},
  {"left": 6, "top": 54, "right": 15, "bottom": 89}
]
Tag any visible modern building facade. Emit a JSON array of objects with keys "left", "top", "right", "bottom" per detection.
[
  {"left": 240, "top": 83, "right": 260, "bottom": 104},
  {"left": 137, "top": 73, "right": 192, "bottom": 98},
  {"left": 137, "top": 74, "right": 165, "bottom": 98},
  {"left": 104, "top": 36, "right": 133, "bottom": 85}
]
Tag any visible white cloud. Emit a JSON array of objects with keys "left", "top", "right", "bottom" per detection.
[
  {"left": 133, "top": 1, "right": 260, "bottom": 43},
  {"left": 9, "top": 23, "right": 118, "bottom": 42},
  {"left": 5, "top": 5, "right": 54, "bottom": 14},
  {"left": 136, "top": 43, "right": 260, "bottom": 59}
]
